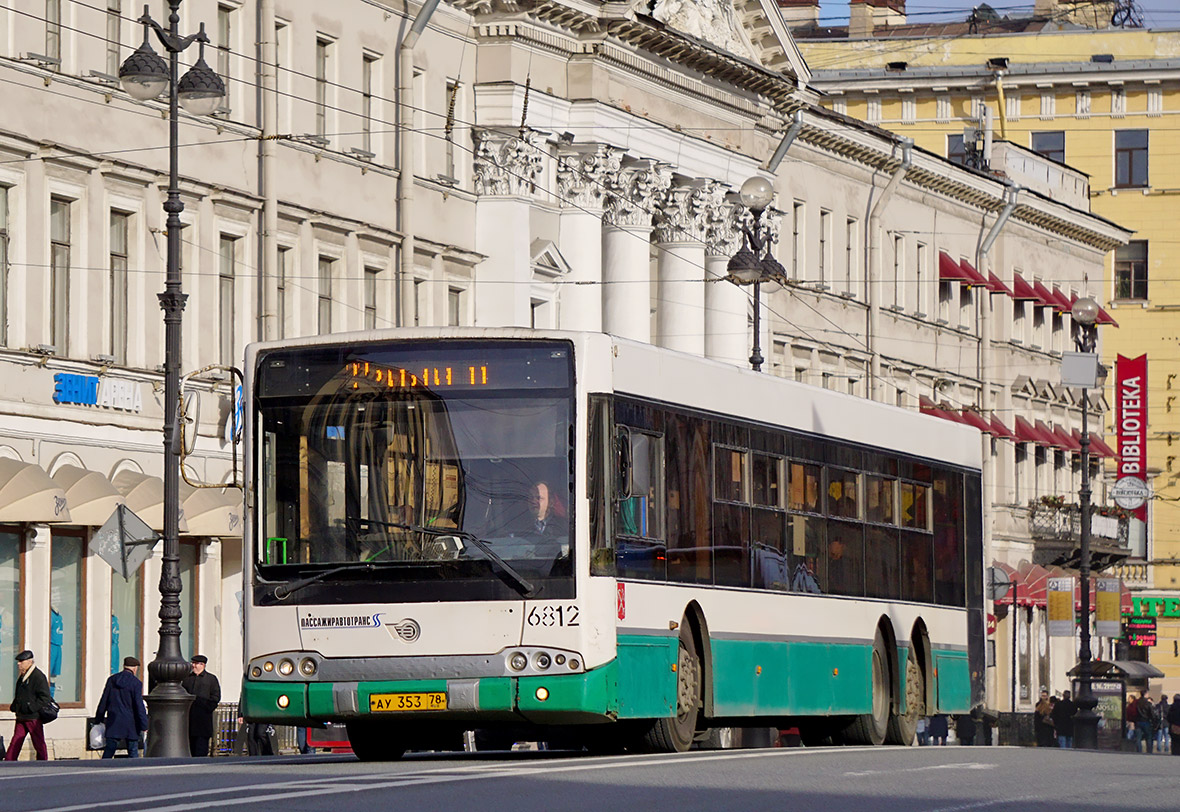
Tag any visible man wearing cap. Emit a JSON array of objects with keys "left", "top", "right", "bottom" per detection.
[
  {"left": 181, "top": 655, "right": 221, "bottom": 757},
  {"left": 96, "top": 656, "right": 149, "bottom": 758},
  {"left": 5, "top": 650, "right": 51, "bottom": 761}
]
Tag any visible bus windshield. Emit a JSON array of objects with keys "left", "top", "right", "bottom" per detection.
[{"left": 254, "top": 340, "right": 574, "bottom": 599}]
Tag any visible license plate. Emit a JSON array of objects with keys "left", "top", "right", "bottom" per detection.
[{"left": 369, "top": 692, "right": 447, "bottom": 712}]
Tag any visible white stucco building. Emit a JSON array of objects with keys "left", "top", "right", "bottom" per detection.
[{"left": 0, "top": 0, "right": 1128, "bottom": 756}]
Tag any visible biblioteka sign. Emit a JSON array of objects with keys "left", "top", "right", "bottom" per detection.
[
  {"left": 1115, "top": 355, "right": 1148, "bottom": 517},
  {"left": 52, "top": 372, "right": 144, "bottom": 413}
]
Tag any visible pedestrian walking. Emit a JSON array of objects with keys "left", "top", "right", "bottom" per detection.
[
  {"left": 1135, "top": 692, "right": 1155, "bottom": 754},
  {"left": 180, "top": 654, "right": 221, "bottom": 757},
  {"left": 1034, "top": 688, "right": 1056, "bottom": 747},
  {"left": 1051, "top": 690, "right": 1077, "bottom": 749},
  {"left": 1167, "top": 693, "right": 1180, "bottom": 756},
  {"left": 928, "top": 713, "right": 949, "bottom": 745},
  {"left": 95, "top": 656, "right": 149, "bottom": 758},
  {"left": 954, "top": 714, "right": 976, "bottom": 746},
  {"left": 4, "top": 650, "right": 52, "bottom": 761},
  {"left": 1155, "top": 695, "right": 1170, "bottom": 754}
]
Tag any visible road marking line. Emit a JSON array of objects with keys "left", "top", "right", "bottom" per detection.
[{"left": 844, "top": 763, "right": 996, "bottom": 777}]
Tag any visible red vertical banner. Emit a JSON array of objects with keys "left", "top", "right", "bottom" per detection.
[{"left": 1115, "top": 354, "right": 1148, "bottom": 521}]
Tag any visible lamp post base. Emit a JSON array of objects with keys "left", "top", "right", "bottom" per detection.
[
  {"left": 1073, "top": 685, "right": 1100, "bottom": 750},
  {"left": 145, "top": 681, "right": 195, "bottom": 757}
]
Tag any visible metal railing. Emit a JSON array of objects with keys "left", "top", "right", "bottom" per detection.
[{"left": 211, "top": 703, "right": 298, "bottom": 756}]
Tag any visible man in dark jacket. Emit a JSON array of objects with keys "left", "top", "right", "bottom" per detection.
[
  {"left": 5, "top": 650, "right": 52, "bottom": 761},
  {"left": 96, "top": 656, "right": 149, "bottom": 758},
  {"left": 1051, "top": 690, "right": 1077, "bottom": 749},
  {"left": 181, "top": 654, "right": 221, "bottom": 757}
]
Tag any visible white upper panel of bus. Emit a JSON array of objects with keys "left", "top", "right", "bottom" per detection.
[{"left": 245, "top": 328, "right": 982, "bottom": 471}]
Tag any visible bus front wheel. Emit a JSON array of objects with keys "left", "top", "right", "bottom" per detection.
[
  {"left": 842, "top": 629, "right": 890, "bottom": 746},
  {"left": 641, "top": 625, "right": 702, "bottom": 753},
  {"left": 346, "top": 720, "right": 408, "bottom": 762}
]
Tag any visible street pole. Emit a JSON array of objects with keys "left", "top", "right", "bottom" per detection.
[
  {"left": 1073, "top": 384, "right": 1099, "bottom": 749},
  {"left": 749, "top": 280, "right": 763, "bottom": 372},
  {"left": 120, "top": 0, "right": 225, "bottom": 757}
]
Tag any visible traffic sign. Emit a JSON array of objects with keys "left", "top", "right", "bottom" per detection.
[{"left": 89, "top": 504, "right": 159, "bottom": 579}]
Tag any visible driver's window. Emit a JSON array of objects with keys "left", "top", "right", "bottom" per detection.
[{"left": 618, "top": 430, "right": 664, "bottom": 541}]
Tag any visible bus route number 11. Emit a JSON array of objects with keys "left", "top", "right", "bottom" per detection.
[{"left": 526, "top": 605, "right": 579, "bottom": 627}]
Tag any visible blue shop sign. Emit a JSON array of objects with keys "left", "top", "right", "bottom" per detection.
[{"left": 52, "top": 372, "right": 143, "bottom": 412}]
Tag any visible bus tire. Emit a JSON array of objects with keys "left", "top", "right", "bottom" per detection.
[
  {"left": 842, "top": 628, "right": 890, "bottom": 746},
  {"left": 886, "top": 649, "right": 925, "bottom": 745},
  {"left": 641, "top": 625, "right": 701, "bottom": 753},
  {"left": 345, "top": 721, "right": 407, "bottom": 762}
]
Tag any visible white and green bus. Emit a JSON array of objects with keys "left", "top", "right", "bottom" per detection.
[{"left": 240, "top": 329, "right": 985, "bottom": 759}]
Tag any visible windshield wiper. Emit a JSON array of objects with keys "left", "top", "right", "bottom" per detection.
[
  {"left": 383, "top": 520, "right": 536, "bottom": 597},
  {"left": 270, "top": 562, "right": 379, "bottom": 601}
]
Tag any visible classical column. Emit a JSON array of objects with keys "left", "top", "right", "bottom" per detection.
[
  {"left": 472, "top": 128, "right": 546, "bottom": 327},
  {"left": 653, "top": 177, "right": 713, "bottom": 356},
  {"left": 556, "top": 143, "right": 622, "bottom": 333},
  {"left": 704, "top": 193, "right": 748, "bottom": 366},
  {"left": 602, "top": 158, "right": 671, "bottom": 343}
]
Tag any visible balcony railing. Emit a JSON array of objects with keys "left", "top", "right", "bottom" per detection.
[{"left": 1027, "top": 500, "right": 1131, "bottom": 570}]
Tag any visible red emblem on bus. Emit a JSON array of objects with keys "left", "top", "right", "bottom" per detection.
[{"left": 617, "top": 583, "right": 626, "bottom": 620}]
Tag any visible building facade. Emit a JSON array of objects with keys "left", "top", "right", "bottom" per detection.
[
  {"left": 0, "top": 0, "right": 1129, "bottom": 755},
  {"left": 790, "top": 0, "right": 1180, "bottom": 700}
]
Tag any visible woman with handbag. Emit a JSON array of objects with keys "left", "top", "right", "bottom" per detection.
[
  {"left": 5, "top": 650, "right": 52, "bottom": 761},
  {"left": 1168, "top": 693, "right": 1180, "bottom": 756}
]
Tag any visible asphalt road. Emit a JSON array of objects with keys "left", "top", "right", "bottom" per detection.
[{"left": 1, "top": 746, "right": 1177, "bottom": 812}]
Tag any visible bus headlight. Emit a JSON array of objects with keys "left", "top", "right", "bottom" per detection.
[
  {"left": 509, "top": 652, "right": 528, "bottom": 671},
  {"left": 299, "top": 658, "right": 317, "bottom": 676},
  {"left": 263, "top": 661, "right": 274, "bottom": 673},
  {"left": 251, "top": 666, "right": 262, "bottom": 678},
  {"left": 535, "top": 687, "right": 549, "bottom": 702},
  {"left": 534, "top": 652, "right": 552, "bottom": 670},
  {"left": 278, "top": 659, "right": 295, "bottom": 676},
  {"left": 277, "top": 695, "right": 290, "bottom": 709}
]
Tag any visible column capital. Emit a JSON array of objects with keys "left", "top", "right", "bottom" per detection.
[
  {"left": 703, "top": 189, "right": 745, "bottom": 258},
  {"left": 603, "top": 158, "right": 672, "bottom": 229},
  {"left": 472, "top": 128, "right": 546, "bottom": 197},
  {"left": 654, "top": 176, "right": 720, "bottom": 245},
  {"left": 556, "top": 143, "right": 624, "bottom": 211}
]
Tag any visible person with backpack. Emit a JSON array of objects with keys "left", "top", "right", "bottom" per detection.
[{"left": 4, "top": 650, "right": 52, "bottom": 761}]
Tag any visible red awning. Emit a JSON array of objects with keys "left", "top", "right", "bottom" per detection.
[
  {"left": 990, "top": 415, "right": 1018, "bottom": 441},
  {"left": 1036, "top": 420, "right": 1063, "bottom": 448},
  {"left": 988, "top": 272, "right": 1015, "bottom": 297},
  {"left": 1052, "top": 424, "right": 1082, "bottom": 452},
  {"left": 1089, "top": 432, "right": 1118, "bottom": 458},
  {"left": 1051, "top": 287, "right": 1074, "bottom": 313},
  {"left": 1017, "top": 561, "right": 1052, "bottom": 607},
  {"left": 958, "top": 258, "right": 989, "bottom": 288},
  {"left": 959, "top": 409, "right": 992, "bottom": 433},
  {"left": 1097, "top": 307, "right": 1119, "bottom": 328},
  {"left": 991, "top": 560, "right": 1020, "bottom": 605},
  {"left": 1012, "top": 273, "right": 1039, "bottom": 301},
  {"left": 1014, "top": 415, "right": 1048, "bottom": 445},
  {"left": 1032, "top": 280, "right": 1059, "bottom": 309},
  {"left": 939, "top": 401, "right": 972, "bottom": 423},
  {"left": 939, "top": 251, "right": 973, "bottom": 284}
]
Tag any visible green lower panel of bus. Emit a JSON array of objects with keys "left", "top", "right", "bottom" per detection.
[{"left": 239, "top": 638, "right": 970, "bottom": 724}]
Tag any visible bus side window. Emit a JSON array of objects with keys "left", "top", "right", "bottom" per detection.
[
  {"left": 615, "top": 428, "right": 666, "bottom": 581},
  {"left": 589, "top": 397, "right": 615, "bottom": 576}
]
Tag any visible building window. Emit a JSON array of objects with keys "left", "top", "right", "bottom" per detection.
[
  {"left": 362, "top": 53, "right": 378, "bottom": 156},
  {"left": 364, "top": 266, "right": 380, "bottom": 329},
  {"left": 216, "top": 4, "right": 233, "bottom": 113},
  {"left": 1115, "top": 240, "right": 1148, "bottom": 300},
  {"left": 1013, "top": 298, "right": 1026, "bottom": 343},
  {"left": 791, "top": 201, "right": 804, "bottom": 279},
  {"left": 0, "top": 530, "right": 21, "bottom": 703},
  {"left": 1031, "top": 131, "right": 1065, "bottom": 164},
  {"left": 50, "top": 197, "right": 71, "bottom": 355},
  {"left": 448, "top": 286, "right": 462, "bottom": 326},
  {"left": 947, "top": 134, "right": 967, "bottom": 166},
  {"left": 413, "top": 278, "right": 425, "bottom": 326},
  {"left": 46, "top": 0, "right": 62, "bottom": 65},
  {"left": 445, "top": 80, "right": 459, "bottom": 179},
  {"left": 110, "top": 212, "right": 130, "bottom": 365},
  {"left": 315, "top": 37, "right": 332, "bottom": 139},
  {"left": 218, "top": 235, "right": 236, "bottom": 366},
  {"left": 818, "top": 210, "right": 831, "bottom": 285},
  {"left": 178, "top": 542, "right": 198, "bottom": 660},
  {"left": 914, "top": 242, "right": 927, "bottom": 314},
  {"left": 106, "top": 0, "right": 122, "bottom": 77},
  {"left": 274, "top": 20, "right": 289, "bottom": 132},
  {"left": 959, "top": 279, "right": 974, "bottom": 331},
  {"left": 318, "top": 256, "right": 333, "bottom": 332},
  {"left": 50, "top": 531, "right": 85, "bottom": 704},
  {"left": 1115, "top": 130, "right": 1148, "bottom": 188},
  {"left": 0, "top": 187, "right": 8, "bottom": 347},
  {"left": 110, "top": 568, "right": 142, "bottom": 675},
  {"left": 938, "top": 280, "right": 952, "bottom": 323},
  {"left": 892, "top": 234, "right": 904, "bottom": 308},
  {"left": 844, "top": 217, "right": 858, "bottom": 296},
  {"left": 276, "top": 246, "right": 288, "bottom": 338}
]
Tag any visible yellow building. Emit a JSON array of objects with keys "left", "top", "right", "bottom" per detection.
[{"left": 788, "top": 0, "right": 1180, "bottom": 695}]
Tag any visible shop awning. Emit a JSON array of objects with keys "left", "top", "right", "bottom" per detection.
[
  {"left": 957, "top": 258, "right": 989, "bottom": 287},
  {"left": 990, "top": 415, "right": 1018, "bottom": 441},
  {"left": 990, "top": 560, "right": 1020, "bottom": 605},
  {"left": 1014, "top": 415, "right": 1050, "bottom": 446},
  {"left": 179, "top": 482, "right": 243, "bottom": 537},
  {"left": 112, "top": 470, "right": 188, "bottom": 534},
  {"left": 1051, "top": 287, "right": 1074, "bottom": 313},
  {"left": 1051, "top": 424, "right": 1082, "bottom": 452},
  {"left": 1077, "top": 431, "right": 1118, "bottom": 458},
  {"left": 1035, "top": 420, "right": 1062, "bottom": 448},
  {"left": 959, "top": 409, "right": 992, "bottom": 433},
  {"left": 1032, "top": 280, "right": 1059, "bottom": 310},
  {"left": 1096, "top": 306, "right": 1119, "bottom": 328},
  {"left": 938, "top": 251, "right": 974, "bottom": 285},
  {"left": 0, "top": 458, "right": 71, "bottom": 523},
  {"left": 1016, "top": 560, "right": 1052, "bottom": 607},
  {"left": 1011, "top": 273, "right": 1040, "bottom": 301},
  {"left": 50, "top": 465, "right": 124, "bottom": 526},
  {"left": 988, "top": 272, "right": 1014, "bottom": 297}
]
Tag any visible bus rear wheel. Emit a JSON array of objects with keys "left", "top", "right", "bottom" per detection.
[
  {"left": 842, "top": 629, "right": 890, "bottom": 746},
  {"left": 886, "top": 650, "right": 925, "bottom": 745},
  {"left": 641, "top": 625, "right": 701, "bottom": 753},
  {"left": 346, "top": 721, "right": 408, "bottom": 762}
]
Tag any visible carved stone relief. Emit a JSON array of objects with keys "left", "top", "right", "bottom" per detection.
[
  {"left": 556, "top": 143, "right": 625, "bottom": 210},
  {"left": 652, "top": 0, "right": 758, "bottom": 62},
  {"left": 602, "top": 158, "right": 673, "bottom": 229},
  {"left": 472, "top": 128, "right": 546, "bottom": 198}
]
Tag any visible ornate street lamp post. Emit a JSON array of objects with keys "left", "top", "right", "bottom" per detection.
[
  {"left": 727, "top": 177, "right": 784, "bottom": 372},
  {"left": 119, "top": 1, "right": 225, "bottom": 758},
  {"left": 1069, "top": 295, "right": 1102, "bottom": 750}
]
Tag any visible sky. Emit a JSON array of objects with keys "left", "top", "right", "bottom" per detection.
[{"left": 811, "top": 2, "right": 1180, "bottom": 30}]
